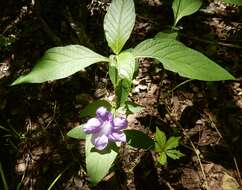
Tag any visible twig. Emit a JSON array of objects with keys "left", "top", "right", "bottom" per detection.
[
  {"left": 156, "top": 64, "right": 166, "bottom": 104},
  {"left": 45, "top": 101, "right": 57, "bottom": 129},
  {"left": 160, "top": 177, "right": 175, "bottom": 190},
  {"left": 186, "top": 135, "right": 209, "bottom": 190},
  {"left": 233, "top": 157, "right": 242, "bottom": 186}
]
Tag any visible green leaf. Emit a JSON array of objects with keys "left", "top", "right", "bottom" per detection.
[
  {"left": 108, "top": 55, "right": 119, "bottom": 87},
  {"left": 218, "top": 0, "right": 242, "bottom": 5},
  {"left": 166, "top": 149, "right": 184, "bottom": 160},
  {"left": 126, "top": 101, "right": 144, "bottom": 113},
  {"left": 67, "top": 125, "right": 86, "bottom": 139},
  {"left": 133, "top": 38, "right": 235, "bottom": 81},
  {"left": 104, "top": 0, "right": 136, "bottom": 54},
  {"left": 125, "top": 130, "right": 154, "bottom": 149},
  {"left": 115, "top": 78, "right": 132, "bottom": 107},
  {"left": 172, "top": 0, "right": 202, "bottom": 26},
  {"left": 155, "top": 32, "right": 178, "bottom": 40},
  {"left": 158, "top": 152, "right": 167, "bottom": 165},
  {"left": 85, "top": 135, "right": 118, "bottom": 185},
  {"left": 116, "top": 52, "right": 136, "bottom": 81},
  {"left": 115, "top": 105, "right": 128, "bottom": 115},
  {"left": 108, "top": 52, "right": 135, "bottom": 89},
  {"left": 165, "top": 136, "right": 180, "bottom": 150},
  {"left": 154, "top": 142, "right": 162, "bottom": 152},
  {"left": 80, "top": 100, "right": 112, "bottom": 118},
  {"left": 155, "top": 127, "right": 167, "bottom": 148},
  {"left": 12, "top": 45, "right": 109, "bottom": 85}
]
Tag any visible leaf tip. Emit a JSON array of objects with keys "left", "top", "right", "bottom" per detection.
[{"left": 11, "top": 76, "right": 25, "bottom": 86}]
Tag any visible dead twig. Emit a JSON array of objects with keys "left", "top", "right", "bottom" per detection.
[{"left": 160, "top": 177, "right": 176, "bottom": 190}]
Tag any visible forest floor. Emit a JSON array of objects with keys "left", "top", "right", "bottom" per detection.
[{"left": 0, "top": 0, "right": 242, "bottom": 189}]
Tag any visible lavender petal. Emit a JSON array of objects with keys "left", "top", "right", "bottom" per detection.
[
  {"left": 109, "top": 132, "right": 126, "bottom": 142},
  {"left": 107, "top": 112, "right": 113, "bottom": 121},
  {"left": 113, "top": 117, "right": 128, "bottom": 130},
  {"left": 96, "top": 107, "right": 108, "bottom": 120},
  {"left": 83, "top": 118, "right": 102, "bottom": 134},
  {"left": 92, "top": 134, "right": 109, "bottom": 150}
]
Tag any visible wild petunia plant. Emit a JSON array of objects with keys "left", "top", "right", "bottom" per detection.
[{"left": 12, "top": 0, "right": 235, "bottom": 185}]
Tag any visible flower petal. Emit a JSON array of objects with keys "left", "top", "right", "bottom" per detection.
[
  {"left": 113, "top": 117, "right": 128, "bottom": 130},
  {"left": 96, "top": 107, "right": 108, "bottom": 119},
  {"left": 109, "top": 132, "right": 126, "bottom": 142},
  {"left": 107, "top": 112, "right": 113, "bottom": 121},
  {"left": 92, "top": 134, "right": 109, "bottom": 150},
  {"left": 96, "top": 107, "right": 113, "bottom": 122},
  {"left": 83, "top": 118, "right": 102, "bottom": 134}
]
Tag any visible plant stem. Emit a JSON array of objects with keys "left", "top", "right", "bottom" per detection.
[
  {"left": 47, "top": 166, "right": 70, "bottom": 190},
  {"left": 0, "top": 162, "right": 9, "bottom": 190},
  {"left": 167, "top": 79, "right": 193, "bottom": 95}
]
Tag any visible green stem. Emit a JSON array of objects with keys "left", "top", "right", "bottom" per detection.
[
  {"left": 0, "top": 162, "right": 9, "bottom": 190},
  {"left": 47, "top": 166, "right": 70, "bottom": 190},
  {"left": 168, "top": 79, "right": 193, "bottom": 94}
]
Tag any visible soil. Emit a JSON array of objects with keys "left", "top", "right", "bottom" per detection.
[{"left": 0, "top": 0, "right": 242, "bottom": 190}]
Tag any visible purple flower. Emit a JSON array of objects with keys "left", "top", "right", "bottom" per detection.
[{"left": 83, "top": 107, "right": 128, "bottom": 150}]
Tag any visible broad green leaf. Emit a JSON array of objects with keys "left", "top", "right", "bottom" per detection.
[
  {"left": 133, "top": 38, "right": 235, "bottom": 81},
  {"left": 125, "top": 130, "right": 154, "bottom": 149},
  {"left": 122, "top": 49, "right": 139, "bottom": 73},
  {"left": 165, "top": 136, "right": 180, "bottom": 150},
  {"left": 67, "top": 125, "right": 86, "bottom": 139},
  {"left": 115, "top": 78, "right": 131, "bottom": 107},
  {"left": 109, "top": 52, "right": 135, "bottom": 88},
  {"left": 126, "top": 101, "right": 144, "bottom": 113},
  {"left": 219, "top": 0, "right": 242, "bottom": 5},
  {"left": 172, "top": 0, "right": 202, "bottom": 26},
  {"left": 158, "top": 152, "right": 167, "bottom": 165},
  {"left": 166, "top": 149, "right": 184, "bottom": 160},
  {"left": 155, "top": 32, "right": 178, "bottom": 40},
  {"left": 116, "top": 52, "right": 136, "bottom": 81},
  {"left": 12, "top": 45, "right": 109, "bottom": 85},
  {"left": 80, "top": 100, "right": 112, "bottom": 118},
  {"left": 85, "top": 135, "right": 118, "bottom": 185},
  {"left": 108, "top": 55, "right": 119, "bottom": 87},
  {"left": 155, "top": 127, "right": 166, "bottom": 148},
  {"left": 104, "top": 0, "right": 135, "bottom": 54}
]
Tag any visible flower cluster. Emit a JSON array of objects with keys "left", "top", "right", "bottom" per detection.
[{"left": 83, "top": 107, "right": 128, "bottom": 150}]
